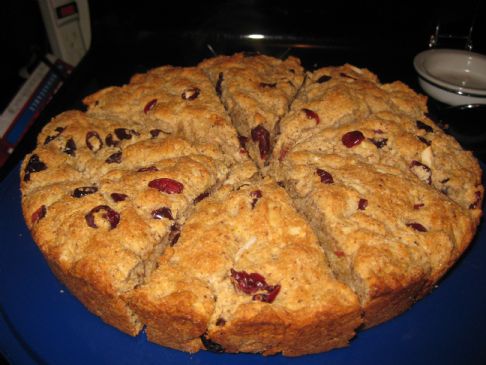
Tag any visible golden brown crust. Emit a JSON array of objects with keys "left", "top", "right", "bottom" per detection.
[{"left": 20, "top": 55, "right": 483, "bottom": 356}]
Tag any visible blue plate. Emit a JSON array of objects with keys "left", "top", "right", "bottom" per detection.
[{"left": 1, "top": 163, "right": 486, "bottom": 365}]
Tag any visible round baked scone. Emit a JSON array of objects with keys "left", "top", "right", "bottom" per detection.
[{"left": 20, "top": 53, "right": 483, "bottom": 356}]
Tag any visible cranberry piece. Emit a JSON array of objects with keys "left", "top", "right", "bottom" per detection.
[
  {"left": 259, "top": 82, "right": 277, "bottom": 88},
  {"left": 114, "top": 128, "right": 133, "bottom": 140},
  {"left": 111, "top": 193, "right": 128, "bottom": 202},
  {"left": 137, "top": 166, "right": 158, "bottom": 172},
  {"left": 316, "top": 168, "right": 334, "bottom": 184},
  {"left": 72, "top": 186, "right": 98, "bottom": 198},
  {"left": 277, "top": 181, "right": 285, "bottom": 188},
  {"left": 152, "top": 207, "right": 174, "bottom": 220},
  {"left": 250, "top": 125, "right": 271, "bottom": 160},
  {"left": 148, "top": 178, "right": 184, "bottom": 194},
  {"left": 374, "top": 129, "right": 384, "bottom": 134},
  {"left": 469, "top": 191, "right": 482, "bottom": 209},
  {"left": 215, "top": 72, "right": 223, "bottom": 96},
  {"left": 105, "top": 134, "right": 119, "bottom": 147},
  {"left": 410, "top": 160, "right": 432, "bottom": 185},
  {"left": 406, "top": 222, "right": 427, "bottom": 232},
  {"left": 302, "top": 108, "right": 320, "bottom": 125},
  {"left": 150, "top": 129, "right": 162, "bottom": 138},
  {"left": 44, "top": 127, "right": 65, "bottom": 145},
  {"left": 24, "top": 154, "right": 47, "bottom": 182},
  {"left": 63, "top": 138, "right": 76, "bottom": 156},
  {"left": 253, "top": 285, "right": 281, "bottom": 303},
  {"left": 200, "top": 333, "right": 225, "bottom": 353},
  {"left": 168, "top": 223, "right": 181, "bottom": 246},
  {"left": 368, "top": 138, "right": 388, "bottom": 149},
  {"left": 278, "top": 146, "right": 289, "bottom": 162},
  {"left": 85, "top": 205, "right": 120, "bottom": 229},
  {"left": 358, "top": 198, "right": 368, "bottom": 210},
  {"left": 317, "top": 75, "right": 332, "bottom": 83},
  {"left": 416, "top": 120, "right": 434, "bottom": 133},
  {"left": 413, "top": 203, "right": 425, "bottom": 210},
  {"left": 144, "top": 99, "right": 157, "bottom": 114},
  {"left": 335, "top": 250, "right": 345, "bottom": 257},
  {"left": 215, "top": 318, "right": 226, "bottom": 326},
  {"left": 31, "top": 205, "right": 46, "bottom": 224},
  {"left": 230, "top": 269, "right": 268, "bottom": 294},
  {"left": 86, "top": 131, "right": 103, "bottom": 152},
  {"left": 194, "top": 190, "right": 210, "bottom": 204},
  {"left": 250, "top": 190, "right": 262, "bottom": 209},
  {"left": 342, "top": 130, "right": 365, "bottom": 148},
  {"left": 105, "top": 151, "right": 122, "bottom": 164},
  {"left": 237, "top": 134, "right": 248, "bottom": 149},
  {"left": 417, "top": 136, "right": 431, "bottom": 146},
  {"left": 181, "top": 87, "right": 200, "bottom": 100}
]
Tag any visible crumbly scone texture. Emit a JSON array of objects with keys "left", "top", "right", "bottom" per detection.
[
  {"left": 20, "top": 54, "right": 483, "bottom": 355},
  {"left": 199, "top": 53, "right": 305, "bottom": 167}
]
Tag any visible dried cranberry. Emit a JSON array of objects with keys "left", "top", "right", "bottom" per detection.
[
  {"left": 374, "top": 129, "right": 384, "bottom": 134},
  {"left": 86, "top": 131, "right": 103, "bottom": 152},
  {"left": 253, "top": 285, "right": 281, "bottom": 303},
  {"left": 250, "top": 125, "right": 271, "bottom": 160},
  {"left": 114, "top": 128, "right": 134, "bottom": 140},
  {"left": 410, "top": 160, "right": 432, "bottom": 185},
  {"left": 85, "top": 205, "right": 120, "bottom": 229},
  {"left": 416, "top": 120, "right": 434, "bottom": 133},
  {"left": 105, "top": 134, "right": 119, "bottom": 147},
  {"left": 259, "top": 82, "right": 277, "bottom": 88},
  {"left": 168, "top": 223, "right": 181, "bottom": 246},
  {"left": 277, "top": 181, "right": 285, "bottom": 188},
  {"left": 150, "top": 129, "right": 162, "bottom": 138},
  {"left": 111, "top": 193, "right": 128, "bottom": 202},
  {"left": 148, "top": 178, "right": 184, "bottom": 194},
  {"left": 335, "top": 250, "right": 345, "bottom": 257},
  {"left": 31, "top": 205, "right": 46, "bottom": 224},
  {"left": 406, "top": 222, "right": 427, "bottom": 232},
  {"left": 105, "top": 151, "right": 122, "bottom": 164},
  {"left": 152, "top": 207, "right": 174, "bottom": 220},
  {"left": 194, "top": 190, "right": 210, "bottom": 204},
  {"left": 316, "top": 168, "right": 334, "bottom": 184},
  {"left": 72, "top": 186, "right": 98, "bottom": 198},
  {"left": 215, "top": 318, "right": 226, "bottom": 326},
  {"left": 24, "top": 154, "right": 47, "bottom": 182},
  {"left": 469, "top": 191, "right": 482, "bottom": 209},
  {"left": 230, "top": 269, "right": 267, "bottom": 294},
  {"left": 278, "top": 146, "right": 289, "bottom": 162},
  {"left": 181, "top": 87, "right": 200, "bottom": 100},
  {"left": 200, "top": 333, "right": 225, "bottom": 353},
  {"left": 317, "top": 75, "right": 332, "bottom": 83},
  {"left": 358, "top": 198, "right": 368, "bottom": 210},
  {"left": 44, "top": 127, "right": 65, "bottom": 145},
  {"left": 63, "top": 138, "right": 76, "bottom": 156},
  {"left": 369, "top": 138, "right": 388, "bottom": 149},
  {"left": 417, "top": 136, "right": 431, "bottom": 146},
  {"left": 250, "top": 190, "right": 262, "bottom": 209},
  {"left": 237, "top": 134, "right": 248, "bottom": 149},
  {"left": 413, "top": 203, "right": 425, "bottom": 210},
  {"left": 230, "top": 269, "right": 281, "bottom": 303},
  {"left": 302, "top": 108, "right": 320, "bottom": 125},
  {"left": 144, "top": 99, "right": 157, "bottom": 114},
  {"left": 215, "top": 72, "right": 223, "bottom": 96},
  {"left": 137, "top": 166, "right": 158, "bottom": 172},
  {"left": 342, "top": 130, "right": 365, "bottom": 148}
]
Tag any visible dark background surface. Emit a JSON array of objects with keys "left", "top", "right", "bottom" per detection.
[{"left": 1, "top": 1, "right": 486, "bottom": 363}]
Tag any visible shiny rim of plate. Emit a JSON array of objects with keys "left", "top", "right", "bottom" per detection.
[{"left": 414, "top": 49, "right": 486, "bottom": 97}]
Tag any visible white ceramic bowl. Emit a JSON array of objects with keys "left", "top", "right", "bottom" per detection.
[{"left": 413, "top": 49, "right": 486, "bottom": 106}]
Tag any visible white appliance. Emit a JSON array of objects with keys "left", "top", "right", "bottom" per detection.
[{"left": 38, "top": 0, "right": 91, "bottom": 66}]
